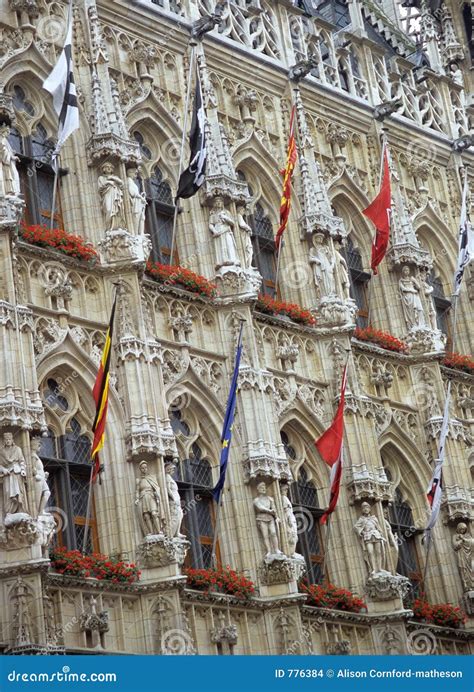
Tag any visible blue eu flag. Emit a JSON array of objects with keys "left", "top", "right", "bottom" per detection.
[{"left": 212, "top": 324, "right": 244, "bottom": 503}]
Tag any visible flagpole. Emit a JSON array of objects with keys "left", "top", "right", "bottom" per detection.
[
  {"left": 366, "top": 134, "right": 388, "bottom": 325},
  {"left": 211, "top": 319, "right": 245, "bottom": 568},
  {"left": 274, "top": 240, "right": 285, "bottom": 298},
  {"left": 82, "top": 463, "right": 95, "bottom": 554},
  {"left": 170, "top": 44, "right": 196, "bottom": 265},
  {"left": 49, "top": 158, "right": 60, "bottom": 232},
  {"left": 320, "top": 515, "right": 332, "bottom": 584}
]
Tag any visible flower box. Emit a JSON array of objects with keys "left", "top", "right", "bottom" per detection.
[
  {"left": 255, "top": 294, "right": 316, "bottom": 327},
  {"left": 20, "top": 223, "right": 98, "bottom": 264},
  {"left": 300, "top": 581, "right": 367, "bottom": 613},
  {"left": 146, "top": 261, "right": 217, "bottom": 298},
  {"left": 353, "top": 326, "right": 408, "bottom": 354},
  {"left": 50, "top": 547, "right": 140, "bottom": 584},
  {"left": 412, "top": 598, "right": 466, "bottom": 629},
  {"left": 185, "top": 566, "right": 255, "bottom": 599},
  {"left": 442, "top": 352, "right": 474, "bottom": 375}
]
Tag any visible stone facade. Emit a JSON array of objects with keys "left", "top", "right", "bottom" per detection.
[{"left": 0, "top": 0, "right": 472, "bottom": 656}]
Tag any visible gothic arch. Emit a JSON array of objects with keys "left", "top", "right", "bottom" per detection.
[
  {"left": 413, "top": 206, "right": 457, "bottom": 287},
  {"left": 379, "top": 435, "right": 429, "bottom": 523},
  {"left": 280, "top": 412, "right": 326, "bottom": 489},
  {"left": 331, "top": 188, "right": 373, "bottom": 264}
]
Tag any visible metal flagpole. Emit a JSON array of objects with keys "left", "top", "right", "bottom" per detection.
[
  {"left": 274, "top": 240, "right": 285, "bottom": 298},
  {"left": 49, "top": 157, "right": 60, "bottom": 232},
  {"left": 82, "top": 464, "right": 95, "bottom": 555},
  {"left": 170, "top": 44, "right": 196, "bottom": 265},
  {"left": 366, "top": 132, "right": 388, "bottom": 326},
  {"left": 320, "top": 516, "right": 332, "bottom": 583}
]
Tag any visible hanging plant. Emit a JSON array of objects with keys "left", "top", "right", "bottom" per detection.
[
  {"left": 50, "top": 547, "right": 140, "bottom": 584},
  {"left": 412, "top": 598, "right": 466, "bottom": 629},
  {"left": 353, "top": 326, "right": 408, "bottom": 354},
  {"left": 185, "top": 566, "right": 255, "bottom": 599},
  {"left": 300, "top": 580, "right": 367, "bottom": 613},
  {"left": 442, "top": 352, "right": 474, "bottom": 375},
  {"left": 146, "top": 260, "right": 217, "bottom": 298},
  {"left": 20, "top": 222, "right": 98, "bottom": 263},
  {"left": 255, "top": 293, "right": 316, "bottom": 326}
]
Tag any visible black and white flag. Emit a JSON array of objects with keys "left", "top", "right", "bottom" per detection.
[
  {"left": 42, "top": 10, "right": 79, "bottom": 160},
  {"left": 453, "top": 173, "right": 473, "bottom": 296},
  {"left": 175, "top": 67, "right": 206, "bottom": 200},
  {"left": 426, "top": 382, "right": 451, "bottom": 532}
]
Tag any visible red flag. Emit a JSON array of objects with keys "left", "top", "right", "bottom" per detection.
[
  {"left": 363, "top": 144, "right": 391, "bottom": 275},
  {"left": 316, "top": 365, "right": 347, "bottom": 524},
  {"left": 275, "top": 106, "right": 297, "bottom": 252}
]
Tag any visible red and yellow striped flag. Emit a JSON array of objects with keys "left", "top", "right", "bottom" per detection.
[
  {"left": 91, "top": 295, "right": 116, "bottom": 482},
  {"left": 275, "top": 105, "right": 297, "bottom": 252}
]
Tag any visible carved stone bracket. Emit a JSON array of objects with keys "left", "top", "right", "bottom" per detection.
[
  {"left": 312, "top": 296, "right": 357, "bottom": 328},
  {"left": 405, "top": 326, "right": 446, "bottom": 354},
  {"left": 325, "top": 639, "right": 351, "bottom": 655},
  {"left": 0, "top": 195, "right": 23, "bottom": 230},
  {"left": 242, "top": 440, "right": 291, "bottom": 482},
  {"left": 213, "top": 267, "right": 261, "bottom": 302},
  {"left": 386, "top": 243, "right": 432, "bottom": 270},
  {"left": 346, "top": 464, "right": 392, "bottom": 505},
  {"left": 365, "top": 573, "right": 411, "bottom": 602},
  {"left": 138, "top": 534, "right": 189, "bottom": 568},
  {"left": 98, "top": 229, "right": 151, "bottom": 266},
  {"left": 258, "top": 555, "right": 305, "bottom": 585},
  {"left": 125, "top": 417, "right": 177, "bottom": 459},
  {"left": 0, "top": 512, "right": 56, "bottom": 552},
  {"left": 441, "top": 485, "right": 473, "bottom": 524},
  {"left": 86, "top": 134, "right": 141, "bottom": 167}
]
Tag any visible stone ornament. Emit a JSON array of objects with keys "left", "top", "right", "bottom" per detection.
[
  {"left": 209, "top": 196, "right": 240, "bottom": 271},
  {"left": 309, "top": 233, "right": 336, "bottom": 299},
  {"left": 135, "top": 460, "right": 164, "bottom": 537},
  {"left": 280, "top": 483, "right": 298, "bottom": 556},
  {"left": 354, "top": 501, "right": 391, "bottom": 576},
  {"left": 31, "top": 436, "right": 50, "bottom": 516},
  {"left": 127, "top": 167, "right": 147, "bottom": 235},
  {"left": 398, "top": 265, "right": 426, "bottom": 330},
  {"left": 98, "top": 162, "right": 125, "bottom": 231},
  {"left": 0, "top": 432, "right": 29, "bottom": 517},
  {"left": 452, "top": 522, "right": 473, "bottom": 591},
  {"left": 236, "top": 205, "right": 253, "bottom": 269},
  {"left": 0, "top": 123, "right": 21, "bottom": 197},
  {"left": 253, "top": 481, "right": 283, "bottom": 560},
  {"left": 164, "top": 461, "right": 184, "bottom": 538},
  {"left": 334, "top": 241, "right": 351, "bottom": 301}
]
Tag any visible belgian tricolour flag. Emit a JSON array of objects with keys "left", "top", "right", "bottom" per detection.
[{"left": 91, "top": 296, "right": 116, "bottom": 482}]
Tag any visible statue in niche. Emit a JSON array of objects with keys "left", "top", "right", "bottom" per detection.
[
  {"left": 31, "top": 437, "right": 50, "bottom": 516},
  {"left": 354, "top": 502, "right": 389, "bottom": 575},
  {"left": 280, "top": 483, "right": 298, "bottom": 556},
  {"left": 0, "top": 123, "right": 21, "bottom": 197},
  {"left": 398, "top": 265, "right": 426, "bottom": 329},
  {"left": 420, "top": 269, "right": 438, "bottom": 331},
  {"left": 135, "top": 460, "right": 164, "bottom": 537},
  {"left": 253, "top": 481, "right": 283, "bottom": 558},
  {"left": 164, "top": 461, "right": 184, "bottom": 538},
  {"left": 126, "top": 167, "right": 147, "bottom": 235},
  {"left": 236, "top": 204, "right": 253, "bottom": 269},
  {"left": 98, "top": 162, "right": 125, "bottom": 231},
  {"left": 309, "top": 233, "right": 336, "bottom": 298},
  {"left": 334, "top": 240, "right": 351, "bottom": 301},
  {"left": 452, "top": 522, "right": 473, "bottom": 591},
  {"left": 383, "top": 506, "right": 399, "bottom": 574},
  {"left": 0, "top": 432, "right": 29, "bottom": 517},
  {"left": 209, "top": 196, "right": 240, "bottom": 270}
]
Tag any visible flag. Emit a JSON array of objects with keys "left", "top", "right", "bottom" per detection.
[
  {"left": 426, "top": 382, "right": 451, "bottom": 531},
  {"left": 42, "top": 8, "right": 79, "bottom": 159},
  {"left": 363, "top": 144, "right": 391, "bottom": 275},
  {"left": 275, "top": 106, "right": 297, "bottom": 252},
  {"left": 453, "top": 173, "right": 473, "bottom": 296},
  {"left": 175, "top": 65, "right": 207, "bottom": 200},
  {"left": 212, "top": 325, "right": 244, "bottom": 503},
  {"left": 91, "top": 296, "right": 117, "bottom": 482},
  {"left": 316, "top": 365, "right": 348, "bottom": 525}
]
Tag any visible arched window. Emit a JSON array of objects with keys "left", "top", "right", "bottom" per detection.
[
  {"left": 387, "top": 488, "right": 423, "bottom": 596},
  {"left": 340, "top": 235, "right": 370, "bottom": 326},
  {"left": 237, "top": 170, "right": 276, "bottom": 295},
  {"left": 428, "top": 270, "right": 452, "bottom": 345},
  {"left": 40, "top": 379, "right": 98, "bottom": 552},
  {"left": 8, "top": 87, "right": 64, "bottom": 227},
  {"left": 133, "top": 132, "right": 176, "bottom": 264},
  {"left": 170, "top": 410, "right": 218, "bottom": 568}
]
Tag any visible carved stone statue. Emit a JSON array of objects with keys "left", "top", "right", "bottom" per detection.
[
  {"left": 0, "top": 123, "right": 21, "bottom": 197},
  {"left": 0, "top": 432, "right": 29, "bottom": 517},
  {"left": 354, "top": 502, "right": 389, "bottom": 575},
  {"left": 383, "top": 506, "right": 399, "bottom": 574},
  {"left": 398, "top": 265, "right": 426, "bottom": 329},
  {"left": 309, "top": 233, "right": 336, "bottom": 298},
  {"left": 135, "top": 460, "right": 164, "bottom": 537},
  {"left": 280, "top": 483, "right": 298, "bottom": 556},
  {"left": 209, "top": 196, "right": 240, "bottom": 270},
  {"left": 31, "top": 436, "right": 50, "bottom": 516},
  {"left": 253, "top": 481, "right": 282, "bottom": 558},
  {"left": 421, "top": 269, "right": 438, "bottom": 331},
  {"left": 164, "top": 461, "right": 184, "bottom": 538},
  {"left": 452, "top": 522, "right": 473, "bottom": 591},
  {"left": 127, "top": 167, "right": 146, "bottom": 235},
  {"left": 237, "top": 205, "right": 253, "bottom": 269},
  {"left": 98, "top": 162, "right": 125, "bottom": 231},
  {"left": 335, "top": 241, "right": 351, "bottom": 300}
]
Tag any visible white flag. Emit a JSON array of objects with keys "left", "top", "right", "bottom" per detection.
[
  {"left": 426, "top": 382, "right": 451, "bottom": 531},
  {"left": 43, "top": 11, "right": 79, "bottom": 159},
  {"left": 453, "top": 173, "right": 473, "bottom": 296}
]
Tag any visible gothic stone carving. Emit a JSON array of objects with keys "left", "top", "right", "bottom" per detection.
[
  {"left": 259, "top": 556, "right": 305, "bottom": 585},
  {"left": 137, "top": 534, "right": 189, "bottom": 568},
  {"left": 365, "top": 573, "right": 411, "bottom": 601},
  {"left": 98, "top": 229, "right": 151, "bottom": 266}
]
